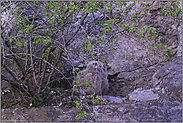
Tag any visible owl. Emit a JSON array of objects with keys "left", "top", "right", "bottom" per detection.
[{"left": 72, "top": 61, "right": 109, "bottom": 95}]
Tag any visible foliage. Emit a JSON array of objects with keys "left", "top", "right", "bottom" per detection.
[
  {"left": 92, "top": 96, "right": 102, "bottom": 104},
  {"left": 73, "top": 85, "right": 78, "bottom": 92},
  {"left": 163, "top": 49, "right": 178, "bottom": 61},
  {"left": 76, "top": 112, "right": 89, "bottom": 120},
  {"left": 1, "top": 1, "right": 181, "bottom": 120},
  {"left": 161, "top": 1, "right": 182, "bottom": 21}
]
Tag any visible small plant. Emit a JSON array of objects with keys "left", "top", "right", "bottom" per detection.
[
  {"left": 73, "top": 85, "right": 78, "bottom": 92},
  {"left": 98, "top": 113, "right": 103, "bottom": 117},
  {"left": 163, "top": 49, "right": 178, "bottom": 61},
  {"left": 101, "top": 57, "right": 109, "bottom": 69},
  {"left": 84, "top": 79, "right": 94, "bottom": 88},
  {"left": 73, "top": 74, "right": 103, "bottom": 120},
  {"left": 92, "top": 96, "right": 102, "bottom": 104},
  {"left": 76, "top": 112, "right": 89, "bottom": 120},
  {"left": 74, "top": 101, "right": 82, "bottom": 110}
]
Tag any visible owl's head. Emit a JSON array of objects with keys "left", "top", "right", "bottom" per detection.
[{"left": 87, "top": 61, "right": 106, "bottom": 72}]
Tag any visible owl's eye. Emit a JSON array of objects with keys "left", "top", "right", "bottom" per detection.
[{"left": 94, "top": 63, "right": 97, "bottom": 66}]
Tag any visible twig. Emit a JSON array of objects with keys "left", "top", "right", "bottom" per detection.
[
  {"left": 2, "top": 61, "right": 32, "bottom": 97},
  {"left": 29, "top": 14, "right": 38, "bottom": 88},
  {"left": 25, "top": 1, "right": 50, "bottom": 27},
  {"left": 65, "top": 12, "right": 89, "bottom": 47},
  {"left": 4, "top": 40, "right": 35, "bottom": 95},
  {"left": 40, "top": 46, "right": 52, "bottom": 87}
]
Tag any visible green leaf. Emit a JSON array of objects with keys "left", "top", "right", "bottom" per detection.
[
  {"left": 165, "top": 58, "right": 169, "bottom": 61},
  {"left": 81, "top": 16, "right": 85, "bottom": 20},
  {"left": 114, "top": 35, "right": 118, "bottom": 40},
  {"left": 33, "top": 2, "right": 36, "bottom": 7},
  {"left": 164, "top": 5, "right": 169, "bottom": 9},
  {"left": 23, "top": 41, "right": 27, "bottom": 46},
  {"left": 123, "top": 1, "right": 127, "bottom": 6},
  {"left": 98, "top": 113, "right": 103, "bottom": 117},
  {"left": 110, "top": 47, "right": 114, "bottom": 51},
  {"left": 9, "top": 38, "right": 13, "bottom": 43},
  {"left": 109, "top": 42, "right": 113, "bottom": 46}
]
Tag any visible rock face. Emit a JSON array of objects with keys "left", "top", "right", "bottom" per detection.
[
  {"left": 68, "top": 1, "right": 182, "bottom": 98},
  {"left": 2, "top": 57, "right": 182, "bottom": 122},
  {"left": 152, "top": 57, "right": 182, "bottom": 101},
  {"left": 1, "top": 1, "right": 182, "bottom": 122}
]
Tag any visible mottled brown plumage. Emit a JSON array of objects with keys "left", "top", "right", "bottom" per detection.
[{"left": 73, "top": 61, "right": 109, "bottom": 95}]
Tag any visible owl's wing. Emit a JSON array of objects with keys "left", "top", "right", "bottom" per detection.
[{"left": 84, "top": 73, "right": 94, "bottom": 82}]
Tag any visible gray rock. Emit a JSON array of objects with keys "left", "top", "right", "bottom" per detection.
[{"left": 129, "top": 88, "right": 160, "bottom": 101}]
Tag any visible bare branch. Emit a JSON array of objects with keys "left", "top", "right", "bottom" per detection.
[{"left": 65, "top": 13, "right": 89, "bottom": 47}]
